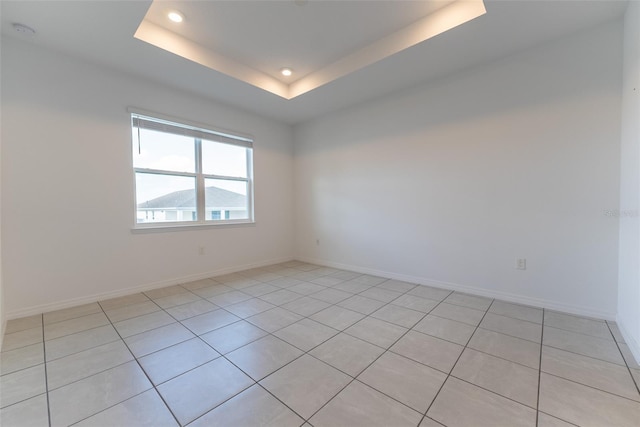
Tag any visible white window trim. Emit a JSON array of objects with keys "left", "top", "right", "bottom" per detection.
[
  {"left": 129, "top": 108, "right": 255, "bottom": 231},
  {"left": 131, "top": 221, "right": 257, "bottom": 234}
]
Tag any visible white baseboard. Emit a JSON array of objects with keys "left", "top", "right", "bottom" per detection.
[
  {"left": 6, "top": 254, "right": 619, "bottom": 323},
  {"left": 297, "top": 256, "right": 617, "bottom": 321},
  {"left": 5, "top": 256, "right": 294, "bottom": 320},
  {"left": 0, "top": 318, "right": 5, "bottom": 353},
  {"left": 1, "top": 280, "right": 5, "bottom": 352}
]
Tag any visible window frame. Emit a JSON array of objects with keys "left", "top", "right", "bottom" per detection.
[{"left": 130, "top": 109, "right": 255, "bottom": 230}]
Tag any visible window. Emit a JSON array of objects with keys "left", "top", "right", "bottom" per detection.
[{"left": 131, "top": 112, "right": 253, "bottom": 227}]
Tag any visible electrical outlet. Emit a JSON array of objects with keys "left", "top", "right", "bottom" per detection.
[
  {"left": 199, "top": 246, "right": 205, "bottom": 256},
  {"left": 316, "top": 239, "right": 320, "bottom": 246},
  {"left": 516, "top": 258, "right": 526, "bottom": 270}
]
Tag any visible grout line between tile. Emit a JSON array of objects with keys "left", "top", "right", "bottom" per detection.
[
  {"left": 474, "top": 324, "right": 541, "bottom": 344},
  {"left": 46, "top": 357, "right": 138, "bottom": 392},
  {"left": 541, "top": 341, "right": 628, "bottom": 368},
  {"left": 154, "top": 292, "right": 301, "bottom": 425},
  {"left": 0, "top": 268, "right": 414, "bottom": 424},
  {"left": 536, "top": 308, "right": 545, "bottom": 427},
  {"left": 41, "top": 314, "right": 52, "bottom": 427},
  {"left": 41, "top": 306, "right": 104, "bottom": 328},
  {"left": 255, "top": 382, "right": 310, "bottom": 425},
  {"left": 95, "top": 301, "right": 182, "bottom": 426},
  {"left": 182, "top": 270, "right": 446, "bottom": 424},
  {"left": 184, "top": 334, "right": 305, "bottom": 424},
  {"left": 446, "top": 374, "right": 538, "bottom": 410},
  {"left": 604, "top": 321, "right": 640, "bottom": 397},
  {"left": 10, "top": 262, "right": 628, "bottom": 427},
  {"left": 543, "top": 322, "right": 618, "bottom": 342},
  {"left": 44, "top": 335, "right": 122, "bottom": 364},
  {"left": 541, "top": 371, "right": 640, "bottom": 403},
  {"left": 67, "top": 389, "right": 152, "bottom": 427},
  {"left": 537, "top": 410, "right": 581, "bottom": 427},
  {"left": 183, "top": 271, "right": 464, "bottom": 424},
  {"left": 42, "top": 319, "right": 112, "bottom": 343},
  {"left": 419, "top": 297, "right": 494, "bottom": 426},
  {"left": 302, "top": 290, "right": 455, "bottom": 425}
]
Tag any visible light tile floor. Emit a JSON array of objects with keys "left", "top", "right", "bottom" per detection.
[{"left": 2, "top": 261, "right": 640, "bottom": 426}]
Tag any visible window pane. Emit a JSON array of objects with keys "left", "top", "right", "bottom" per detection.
[
  {"left": 136, "top": 173, "right": 197, "bottom": 223},
  {"left": 201, "top": 140, "right": 247, "bottom": 178},
  {"left": 205, "top": 179, "right": 249, "bottom": 221},
  {"left": 132, "top": 128, "right": 195, "bottom": 173}
]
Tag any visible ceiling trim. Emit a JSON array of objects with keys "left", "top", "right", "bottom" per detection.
[
  {"left": 289, "top": 0, "right": 486, "bottom": 98},
  {"left": 134, "top": 0, "right": 486, "bottom": 100},
  {"left": 134, "top": 19, "right": 290, "bottom": 98}
]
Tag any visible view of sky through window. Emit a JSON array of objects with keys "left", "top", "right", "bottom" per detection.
[{"left": 132, "top": 128, "right": 248, "bottom": 203}]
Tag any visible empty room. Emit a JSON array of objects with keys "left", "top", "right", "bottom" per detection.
[{"left": 1, "top": 0, "right": 639, "bottom": 426}]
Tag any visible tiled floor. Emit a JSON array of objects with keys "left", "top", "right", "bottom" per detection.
[{"left": 1, "top": 261, "right": 640, "bottom": 426}]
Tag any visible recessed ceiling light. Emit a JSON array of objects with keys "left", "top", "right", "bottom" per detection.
[
  {"left": 167, "top": 11, "right": 184, "bottom": 23},
  {"left": 281, "top": 68, "right": 293, "bottom": 77}
]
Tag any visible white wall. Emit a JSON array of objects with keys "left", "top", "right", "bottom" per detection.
[
  {"left": 0, "top": 47, "right": 4, "bottom": 347},
  {"left": 0, "top": 18, "right": 629, "bottom": 324},
  {"left": 1, "top": 37, "right": 294, "bottom": 318},
  {"left": 618, "top": 0, "right": 640, "bottom": 361},
  {"left": 294, "top": 21, "right": 623, "bottom": 319}
]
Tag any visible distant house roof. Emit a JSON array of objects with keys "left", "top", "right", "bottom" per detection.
[{"left": 138, "top": 186, "right": 246, "bottom": 209}]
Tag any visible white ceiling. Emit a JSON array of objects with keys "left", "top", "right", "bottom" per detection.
[
  {"left": 135, "top": 0, "right": 483, "bottom": 99},
  {"left": 143, "top": 0, "right": 457, "bottom": 83},
  {"left": 0, "top": 0, "right": 629, "bottom": 125}
]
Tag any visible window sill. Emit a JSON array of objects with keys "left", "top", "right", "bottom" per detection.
[{"left": 131, "top": 221, "right": 256, "bottom": 234}]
